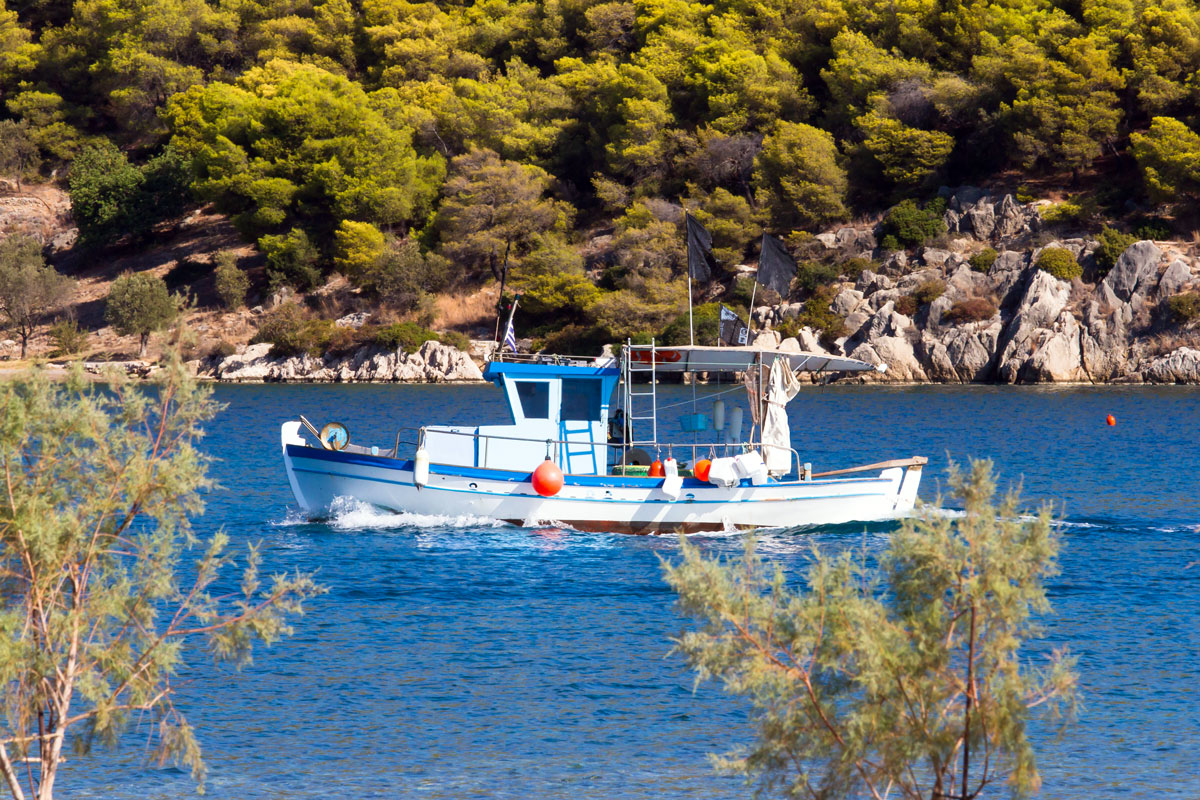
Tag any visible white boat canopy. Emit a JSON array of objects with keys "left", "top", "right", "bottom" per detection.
[{"left": 621, "top": 345, "right": 886, "bottom": 374}]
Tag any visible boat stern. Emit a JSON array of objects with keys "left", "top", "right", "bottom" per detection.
[{"left": 894, "top": 456, "right": 927, "bottom": 514}]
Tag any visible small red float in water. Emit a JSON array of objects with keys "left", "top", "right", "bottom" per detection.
[
  {"left": 531, "top": 459, "right": 564, "bottom": 496},
  {"left": 693, "top": 459, "right": 712, "bottom": 482},
  {"left": 648, "top": 459, "right": 665, "bottom": 477},
  {"left": 1106, "top": 414, "right": 1116, "bottom": 426}
]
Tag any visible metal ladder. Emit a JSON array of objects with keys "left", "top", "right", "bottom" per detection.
[
  {"left": 560, "top": 422, "right": 598, "bottom": 474},
  {"left": 623, "top": 339, "right": 658, "bottom": 448}
]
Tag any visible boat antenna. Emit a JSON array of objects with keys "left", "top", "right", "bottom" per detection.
[
  {"left": 747, "top": 278, "right": 757, "bottom": 339},
  {"left": 492, "top": 240, "right": 512, "bottom": 343}
]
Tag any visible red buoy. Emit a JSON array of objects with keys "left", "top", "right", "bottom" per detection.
[
  {"left": 648, "top": 460, "right": 665, "bottom": 477},
  {"left": 531, "top": 459, "right": 564, "bottom": 496},
  {"left": 1106, "top": 414, "right": 1116, "bottom": 426},
  {"left": 693, "top": 459, "right": 711, "bottom": 482}
]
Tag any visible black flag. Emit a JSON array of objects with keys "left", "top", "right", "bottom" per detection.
[
  {"left": 757, "top": 234, "right": 797, "bottom": 297},
  {"left": 686, "top": 213, "right": 719, "bottom": 283},
  {"left": 719, "top": 304, "right": 749, "bottom": 346}
]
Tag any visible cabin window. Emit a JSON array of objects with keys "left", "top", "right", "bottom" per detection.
[
  {"left": 561, "top": 379, "right": 602, "bottom": 421},
  {"left": 514, "top": 381, "right": 550, "bottom": 419}
]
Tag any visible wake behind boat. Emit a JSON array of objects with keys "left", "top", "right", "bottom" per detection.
[{"left": 280, "top": 343, "right": 926, "bottom": 533}]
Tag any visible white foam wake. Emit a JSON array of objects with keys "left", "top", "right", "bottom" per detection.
[
  {"left": 326, "top": 497, "right": 508, "bottom": 531},
  {"left": 271, "top": 497, "right": 509, "bottom": 531}
]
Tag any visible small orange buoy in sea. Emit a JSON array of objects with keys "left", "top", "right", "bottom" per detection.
[
  {"left": 531, "top": 459, "right": 564, "bottom": 496},
  {"left": 1106, "top": 414, "right": 1116, "bottom": 426},
  {"left": 648, "top": 459, "right": 665, "bottom": 477},
  {"left": 693, "top": 459, "right": 711, "bottom": 482}
]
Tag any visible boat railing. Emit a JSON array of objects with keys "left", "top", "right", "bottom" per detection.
[
  {"left": 416, "top": 425, "right": 807, "bottom": 479},
  {"left": 490, "top": 351, "right": 607, "bottom": 366}
]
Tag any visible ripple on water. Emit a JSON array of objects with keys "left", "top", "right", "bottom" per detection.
[{"left": 61, "top": 383, "right": 1200, "bottom": 799}]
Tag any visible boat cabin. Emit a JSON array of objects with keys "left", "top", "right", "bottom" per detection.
[{"left": 422, "top": 360, "right": 621, "bottom": 475}]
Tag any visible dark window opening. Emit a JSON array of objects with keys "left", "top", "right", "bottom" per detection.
[
  {"left": 562, "top": 379, "right": 602, "bottom": 421},
  {"left": 515, "top": 381, "right": 550, "bottom": 419}
]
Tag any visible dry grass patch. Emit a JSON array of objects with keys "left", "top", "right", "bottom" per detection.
[{"left": 434, "top": 284, "right": 499, "bottom": 331}]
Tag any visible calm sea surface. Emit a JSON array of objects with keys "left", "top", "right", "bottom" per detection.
[{"left": 72, "top": 383, "right": 1199, "bottom": 799}]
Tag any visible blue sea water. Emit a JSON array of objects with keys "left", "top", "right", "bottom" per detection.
[{"left": 71, "top": 383, "right": 1199, "bottom": 799}]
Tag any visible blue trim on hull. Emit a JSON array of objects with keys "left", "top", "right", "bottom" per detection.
[
  {"left": 290, "top": 466, "right": 892, "bottom": 506},
  {"left": 285, "top": 444, "right": 893, "bottom": 490}
]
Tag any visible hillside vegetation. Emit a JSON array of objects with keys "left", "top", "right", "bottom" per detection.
[{"left": 3, "top": 0, "right": 1200, "bottom": 355}]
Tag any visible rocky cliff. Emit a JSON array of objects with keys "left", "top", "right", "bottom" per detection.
[
  {"left": 203, "top": 339, "right": 485, "bottom": 383},
  {"left": 752, "top": 188, "right": 1200, "bottom": 384}
]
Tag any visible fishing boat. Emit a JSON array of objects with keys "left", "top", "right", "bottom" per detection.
[{"left": 280, "top": 342, "right": 926, "bottom": 533}]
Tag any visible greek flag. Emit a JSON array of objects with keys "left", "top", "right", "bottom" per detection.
[
  {"left": 502, "top": 295, "right": 519, "bottom": 352},
  {"left": 503, "top": 317, "right": 517, "bottom": 352}
]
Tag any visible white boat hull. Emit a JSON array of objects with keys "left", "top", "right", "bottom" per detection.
[{"left": 282, "top": 427, "right": 924, "bottom": 534}]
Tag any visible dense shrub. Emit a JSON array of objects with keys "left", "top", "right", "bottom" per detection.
[
  {"left": 250, "top": 309, "right": 461, "bottom": 358},
  {"left": 365, "top": 239, "right": 449, "bottom": 307},
  {"left": 792, "top": 261, "right": 841, "bottom": 295},
  {"left": 535, "top": 324, "right": 610, "bottom": 357},
  {"left": 941, "top": 297, "right": 998, "bottom": 324},
  {"left": 969, "top": 248, "right": 998, "bottom": 272},
  {"left": 367, "top": 322, "right": 453, "bottom": 354},
  {"left": 1039, "top": 201, "right": 1085, "bottom": 225},
  {"left": 439, "top": 330, "right": 470, "bottom": 351},
  {"left": 1166, "top": 292, "right": 1200, "bottom": 324},
  {"left": 893, "top": 295, "right": 917, "bottom": 316},
  {"left": 794, "top": 284, "right": 847, "bottom": 348},
  {"left": 879, "top": 199, "right": 947, "bottom": 249},
  {"left": 214, "top": 251, "right": 250, "bottom": 309},
  {"left": 661, "top": 302, "right": 721, "bottom": 346},
  {"left": 69, "top": 142, "right": 191, "bottom": 247},
  {"left": 260, "top": 228, "right": 321, "bottom": 291},
  {"left": 49, "top": 319, "right": 88, "bottom": 356},
  {"left": 1093, "top": 227, "right": 1135, "bottom": 275},
  {"left": 250, "top": 304, "right": 353, "bottom": 357},
  {"left": 366, "top": 322, "right": 431, "bottom": 353},
  {"left": 1036, "top": 247, "right": 1082, "bottom": 280},
  {"left": 838, "top": 257, "right": 875, "bottom": 276},
  {"left": 1133, "top": 218, "right": 1173, "bottom": 241},
  {"left": 912, "top": 279, "right": 946, "bottom": 306}
]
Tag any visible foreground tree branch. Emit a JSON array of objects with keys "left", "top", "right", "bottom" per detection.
[
  {"left": 0, "top": 356, "right": 324, "bottom": 800},
  {"left": 664, "top": 460, "right": 1079, "bottom": 800}
]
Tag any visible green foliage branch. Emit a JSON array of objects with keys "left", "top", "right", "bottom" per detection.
[
  {"left": 664, "top": 460, "right": 1078, "bottom": 800},
  {"left": 0, "top": 359, "right": 322, "bottom": 800}
]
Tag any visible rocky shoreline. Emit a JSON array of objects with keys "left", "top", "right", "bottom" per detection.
[
  {"left": 53, "top": 185, "right": 1200, "bottom": 386},
  {"left": 748, "top": 188, "right": 1200, "bottom": 385}
]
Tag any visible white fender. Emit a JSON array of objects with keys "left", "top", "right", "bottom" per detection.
[
  {"left": 660, "top": 457, "right": 682, "bottom": 499},
  {"left": 414, "top": 448, "right": 430, "bottom": 488},
  {"left": 727, "top": 407, "right": 743, "bottom": 445}
]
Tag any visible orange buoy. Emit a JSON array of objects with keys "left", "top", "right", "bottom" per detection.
[
  {"left": 648, "top": 459, "right": 665, "bottom": 477},
  {"left": 1106, "top": 414, "right": 1116, "bottom": 426},
  {"left": 531, "top": 459, "right": 564, "bottom": 496},
  {"left": 693, "top": 459, "right": 711, "bottom": 482}
]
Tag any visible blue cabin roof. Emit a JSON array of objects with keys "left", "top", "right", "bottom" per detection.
[{"left": 482, "top": 360, "right": 620, "bottom": 386}]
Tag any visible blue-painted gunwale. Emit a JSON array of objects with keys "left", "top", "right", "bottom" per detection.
[{"left": 285, "top": 444, "right": 894, "bottom": 490}]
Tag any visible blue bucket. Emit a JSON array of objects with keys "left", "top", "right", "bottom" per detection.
[{"left": 680, "top": 413, "right": 709, "bottom": 432}]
